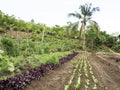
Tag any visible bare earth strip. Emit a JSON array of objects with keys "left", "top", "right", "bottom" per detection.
[{"left": 89, "top": 53, "right": 120, "bottom": 90}]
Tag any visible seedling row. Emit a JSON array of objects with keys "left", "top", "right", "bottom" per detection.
[{"left": 64, "top": 52, "right": 99, "bottom": 90}]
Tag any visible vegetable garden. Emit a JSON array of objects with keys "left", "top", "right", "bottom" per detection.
[
  {"left": 24, "top": 52, "right": 120, "bottom": 90},
  {"left": 64, "top": 52, "right": 98, "bottom": 90},
  {"left": 0, "top": 2, "right": 120, "bottom": 90}
]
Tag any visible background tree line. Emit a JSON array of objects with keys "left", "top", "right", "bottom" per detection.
[{"left": 0, "top": 9, "right": 119, "bottom": 52}]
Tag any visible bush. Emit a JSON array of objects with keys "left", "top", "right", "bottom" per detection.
[
  {"left": 57, "top": 48, "right": 62, "bottom": 52},
  {"left": 112, "top": 44, "right": 120, "bottom": 52},
  {"left": 33, "top": 46, "right": 43, "bottom": 54},
  {"left": 1, "top": 37, "right": 19, "bottom": 56},
  {"left": 0, "top": 27, "right": 5, "bottom": 33},
  {"left": 0, "top": 55, "right": 15, "bottom": 74},
  {"left": 47, "top": 55, "right": 59, "bottom": 64},
  {"left": 44, "top": 47, "right": 50, "bottom": 54},
  {"left": 39, "top": 48, "right": 44, "bottom": 54}
]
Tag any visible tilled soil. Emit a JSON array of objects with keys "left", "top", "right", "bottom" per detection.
[
  {"left": 24, "top": 56, "right": 79, "bottom": 90},
  {"left": 89, "top": 52, "right": 120, "bottom": 90},
  {"left": 24, "top": 52, "right": 120, "bottom": 90}
]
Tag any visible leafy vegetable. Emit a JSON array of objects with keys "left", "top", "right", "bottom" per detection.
[{"left": 0, "top": 52, "right": 78, "bottom": 90}]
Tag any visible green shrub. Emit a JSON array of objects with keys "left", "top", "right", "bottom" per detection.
[
  {"left": 10, "top": 56, "right": 25, "bottom": 72},
  {"left": 29, "top": 41, "right": 36, "bottom": 50},
  {"left": 112, "top": 44, "right": 120, "bottom": 52},
  {"left": 39, "top": 48, "right": 44, "bottom": 54},
  {"left": 44, "top": 47, "right": 50, "bottom": 54},
  {"left": 20, "top": 43, "right": 28, "bottom": 51},
  {"left": 22, "top": 50, "right": 31, "bottom": 56},
  {"left": 1, "top": 37, "right": 19, "bottom": 56},
  {"left": 0, "top": 27, "right": 5, "bottom": 33},
  {"left": 47, "top": 55, "right": 59, "bottom": 64},
  {"left": 57, "top": 48, "right": 62, "bottom": 52},
  {"left": 0, "top": 55, "right": 15, "bottom": 74}
]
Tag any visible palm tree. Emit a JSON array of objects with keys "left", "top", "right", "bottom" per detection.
[
  {"left": 68, "top": 3, "right": 100, "bottom": 50},
  {"left": 66, "top": 21, "right": 79, "bottom": 38}
]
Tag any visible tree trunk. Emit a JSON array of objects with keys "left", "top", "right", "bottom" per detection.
[
  {"left": 82, "top": 22, "right": 86, "bottom": 51},
  {"left": 41, "top": 25, "right": 45, "bottom": 44},
  {"left": 91, "top": 39, "right": 94, "bottom": 50}
]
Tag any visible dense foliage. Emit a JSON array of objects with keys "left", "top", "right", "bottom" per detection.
[
  {"left": 85, "top": 29, "right": 120, "bottom": 52},
  {"left": 0, "top": 10, "right": 119, "bottom": 52}
]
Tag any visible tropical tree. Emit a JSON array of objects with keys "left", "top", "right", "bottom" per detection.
[
  {"left": 66, "top": 21, "right": 79, "bottom": 38},
  {"left": 118, "top": 34, "right": 120, "bottom": 42},
  {"left": 86, "top": 28, "right": 97, "bottom": 50},
  {"left": 68, "top": 3, "right": 100, "bottom": 50}
]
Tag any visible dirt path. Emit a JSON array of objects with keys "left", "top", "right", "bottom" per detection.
[
  {"left": 89, "top": 53, "right": 120, "bottom": 90},
  {"left": 24, "top": 55, "right": 79, "bottom": 90},
  {"left": 24, "top": 52, "right": 120, "bottom": 90}
]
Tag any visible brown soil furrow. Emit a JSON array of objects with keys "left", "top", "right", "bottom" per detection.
[
  {"left": 24, "top": 61, "right": 73, "bottom": 90},
  {"left": 89, "top": 53, "right": 120, "bottom": 90}
]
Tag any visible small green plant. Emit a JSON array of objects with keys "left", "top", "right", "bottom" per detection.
[
  {"left": 44, "top": 46, "right": 50, "bottom": 54},
  {"left": 64, "top": 63, "right": 79, "bottom": 90},
  {"left": 47, "top": 55, "right": 59, "bottom": 64},
  {"left": 71, "top": 60, "right": 78, "bottom": 66},
  {"left": 75, "top": 76, "right": 81, "bottom": 90},
  {"left": 0, "top": 50, "right": 15, "bottom": 74}
]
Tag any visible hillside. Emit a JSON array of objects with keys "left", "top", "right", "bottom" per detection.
[{"left": 0, "top": 3, "right": 120, "bottom": 90}]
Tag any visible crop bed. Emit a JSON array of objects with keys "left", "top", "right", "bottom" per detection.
[
  {"left": 0, "top": 52, "right": 78, "bottom": 90},
  {"left": 64, "top": 52, "right": 98, "bottom": 90}
]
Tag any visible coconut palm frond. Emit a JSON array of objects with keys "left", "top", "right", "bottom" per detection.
[
  {"left": 69, "top": 22, "right": 79, "bottom": 33},
  {"left": 92, "top": 7, "right": 100, "bottom": 12},
  {"left": 68, "top": 12, "right": 82, "bottom": 19},
  {"left": 67, "top": 21, "right": 79, "bottom": 36},
  {"left": 80, "top": 5, "right": 86, "bottom": 16},
  {"left": 71, "top": 21, "right": 79, "bottom": 30},
  {"left": 89, "top": 21, "right": 99, "bottom": 34},
  {"left": 89, "top": 20, "right": 105, "bottom": 41}
]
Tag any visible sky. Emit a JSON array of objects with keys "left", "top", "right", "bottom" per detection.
[{"left": 0, "top": 0, "right": 120, "bottom": 35}]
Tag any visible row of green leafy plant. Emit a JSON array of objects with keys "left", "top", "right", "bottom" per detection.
[
  {"left": 64, "top": 62, "right": 79, "bottom": 90},
  {"left": 0, "top": 52, "right": 78, "bottom": 90},
  {"left": 64, "top": 52, "right": 99, "bottom": 90},
  {"left": 74, "top": 59, "right": 83, "bottom": 90},
  {"left": 0, "top": 49, "right": 71, "bottom": 80}
]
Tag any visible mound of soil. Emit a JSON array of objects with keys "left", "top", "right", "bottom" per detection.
[{"left": 3, "top": 30, "right": 32, "bottom": 38}]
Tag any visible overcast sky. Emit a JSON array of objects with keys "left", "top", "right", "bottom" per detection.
[{"left": 0, "top": 0, "right": 120, "bottom": 35}]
